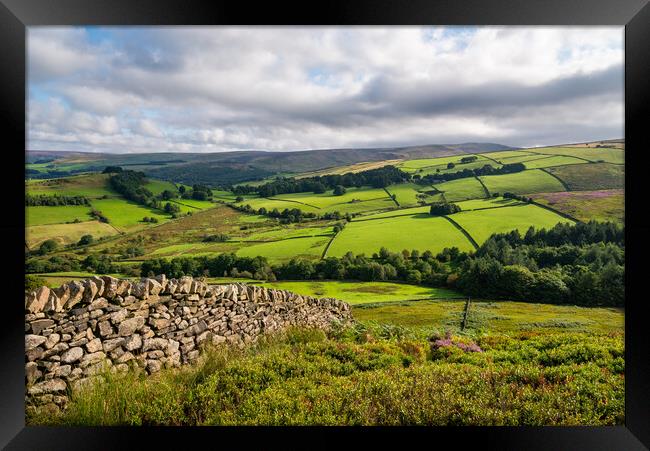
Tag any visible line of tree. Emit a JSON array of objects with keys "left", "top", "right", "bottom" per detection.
[
  {"left": 232, "top": 203, "right": 352, "bottom": 223},
  {"left": 232, "top": 165, "right": 411, "bottom": 197},
  {"left": 26, "top": 194, "right": 90, "bottom": 206},
  {"left": 415, "top": 162, "right": 526, "bottom": 186}
]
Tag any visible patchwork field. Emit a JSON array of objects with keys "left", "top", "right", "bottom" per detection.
[
  {"left": 327, "top": 214, "right": 475, "bottom": 257},
  {"left": 26, "top": 221, "right": 119, "bottom": 248},
  {"left": 478, "top": 169, "right": 566, "bottom": 195},
  {"left": 531, "top": 189, "right": 624, "bottom": 224},
  {"left": 27, "top": 174, "right": 116, "bottom": 198},
  {"left": 236, "top": 236, "right": 332, "bottom": 262},
  {"left": 433, "top": 177, "right": 488, "bottom": 202},
  {"left": 90, "top": 198, "right": 170, "bottom": 232},
  {"left": 450, "top": 204, "right": 574, "bottom": 244},
  {"left": 521, "top": 155, "right": 588, "bottom": 169},
  {"left": 26, "top": 205, "right": 93, "bottom": 226},
  {"left": 529, "top": 146, "right": 624, "bottom": 164},
  {"left": 545, "top": 163, "right": 624, "bottom": 191}
]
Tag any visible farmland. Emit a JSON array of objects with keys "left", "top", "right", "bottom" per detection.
[
  {"left": 531, "top": 189, "right": 624, "bottom": 224},
  {"left": 327, "top": 214, "right": 476, "bottom": 257},
  {"left": 25, "top": 140, "right": 626, "bottom": 428},
  {"left": 478, "top": 169, "right": 566, "bottom": 195}
]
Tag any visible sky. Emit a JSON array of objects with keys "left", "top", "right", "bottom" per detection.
[{"left": 27, "top": 26, "right": 624, "bottom": 154}]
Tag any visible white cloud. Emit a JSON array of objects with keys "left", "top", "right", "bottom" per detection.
[{"left": 27, "top": 26, "right": 624, "bottom": 153}]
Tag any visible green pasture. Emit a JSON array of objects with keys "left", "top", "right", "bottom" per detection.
[
  {"left": 91, "top": 198, "right": 170, "bottom": 231},
  {"left": 143, "top": 179, "right": 178, "bottom": 195},
  {"left": 479, "top": 169, "right": 565, "bottom": 195},
  {"left": 248, "top": 280, "right": 461, "bottom": 304},
  {"left": 384, "top": 183, "right": 436, "bottom": 207},
  {"left": 236, "top": 236, "right": 331, "bottom": 262},
  {"left": 545, "top": 163, "right": 624, "bottom": 191},
  {"left": 26, "top": 205, "right": 93, "bottom": 226},
  {"left": 529, "top": 146, "right": 624, "bottom": 164},
  {"left": 522, "top": 155, "right": 588, "bottom": 169},
  {"left": 478, "top": 150, "right": 536, "bottom": 160},
  {"left": 450, "top": 203, "right": 573, "bottom": 244},
  {"left": 26, "top": 221, "right": 118, "bottom": 249},
  {"left": 26, "top": 174, "right": 116, "bottom": 198},
  {"left": 433, "top": 177, "right": 487, "bottom": 201},
  {"left": 327, "top": 214, "right": 475, "bottom": 257},
  {"left": 455, "top": 197, "right": 524, "bottom": 210}
]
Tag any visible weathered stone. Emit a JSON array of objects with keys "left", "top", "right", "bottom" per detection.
[
  {"left": 26, "top": 286, "right": 50, "bottom": 313},
  {"left": 53, "top": 365, "right": 72, "bottom": 378},
  {"left": 26, "top": 362, "right": 41, "bottom": 384},
  {"left": 60, "top": 347, "right": 84, "bottom": 364},
  {"left": 124, "top": 334, "right": 142, "bottom": 351},
  {"left": 110, "top": 308, "right": 128, "bottom": 324},
  {"left": 147, "top": 350, "right": 165, "bottom": 359},
  {"left": 102, "top": 338, "right": 125, "bottom": 353},
  {"left": 142, "top": 338, "right": 168, "bottom": 352},
  {"left": 89, "top": 276, "right": 106, "bottom": 297},
  {"left": 146, "top": 278, "right": 163, "bottom": 296},
  {"left": 178, "top": 276, "right": 193, "bottom": 294},
  {"left": 186, "top": 320, "right": 208, "bottom": 336},
  {"left": 116, "top": 352, "right": 135, "bottom": 364},
  {"left": 43, "top": 292, "right": 63, "bottom": 313},
  {"left": 81, "top": 351, "right": 106, "bottom": 365},
  {"left": 28, "top": 379, "right": 67, "bottom": 396},
  {"left": 101, "top": 276, "right": 119, "bottom": 299},
  {"left": 65, "top": 281, "right": 85, "bottom": 309},
  {"left": 85, "top": 338, "right": 103, "bottom": 353},
  {"left": 89, "top": 298, "right": 108, "bottom": 311},
  {"left": 26, "top": 334, "right": 47, "bottom": 351},
  {"left": 45, "top": 333, "right": 61, "bottom": 349},
  {"left": 119, "top": 316, "right": 145, "bottom": 336},
  {"left": 53, "top": 284, "right": 71, "bottom": 307},
  {"left": 131, "top": 281, "right": 149, "bottom": 299},
  {"left": 82, "top": 279, "right": 99, "bottom": 303},
  {"left": 30, "top": 319, "right": 55, "bottom": 335},
  {"left": 98, "top": 320, "right": 112, "bottom": 337},
  {"left": 115, "top": 279, "right": 132, "bottom": 297},
  {"left": 146, "top": 359, "right": 162, "bottom": 373},
  {"left": 150, "top": 318, "right": 171, "bottom": 330}
]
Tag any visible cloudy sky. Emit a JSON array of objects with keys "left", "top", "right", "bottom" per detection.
[{"left": 27, "top": 26, "right": 624, "bottom": 153}]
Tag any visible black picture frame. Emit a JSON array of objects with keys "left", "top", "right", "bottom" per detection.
[{"left": 2, "top": 0, "right": 649, "bottom": 449}]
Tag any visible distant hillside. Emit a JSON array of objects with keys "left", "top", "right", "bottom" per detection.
[{"left": 26, "top": 142, "right": 516, "bottom": 186}]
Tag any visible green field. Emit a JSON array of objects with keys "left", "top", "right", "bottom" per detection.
[
  {"left": 327, "top": 214, "right": 475, "bottom": 257},
  {"left": 479, "top": 169, "right": 566, "bottom": 195},
  {"left": 532, "top": 190, "right": 624, "bottom": 224},
  {"left": 478, "top": 150, "right": 537, "bottom": 160},
  {"left": 91, "top": 198, "right": 170, "bottom": 231},
  {"left": 433, "top": 177, "right": 487, "bottom": 201},
  {"left": 455, "top": 197, "right": 524, "bottom": 210},
  {"left": 238, "top": 225, "right": 334, "bottom": 241},
  {"left": 26, "top": 174, "right": 116, "bottom": 198},
  {"left": 26, "top": 205, "right": 93, "bottom": 226},
  {"left": 545, "top": 163, "right": 624, "bottom": 191},
  {"left": 450, "top": 204, "right": 573, "bottom": 244},
  {"left": 529, "top": 146, "right": 624, "bottom": 164},
  {"left": 214, "top": 280, "right": 462, "bottom": 304},
  {"left": 144, "top": 179, "right": 178, "bottom": 195},
  {"left": 522, "top": 155, "right": 588, "bottom": 169},
  {"left": 354, "top": 299, "right": 623, "bottom": 334},
  {"left": 26, "top": 221, "right": 119, "bottom": 248},
  {"left": 236, "top": 236, "right": 332, "bottom": 262}
]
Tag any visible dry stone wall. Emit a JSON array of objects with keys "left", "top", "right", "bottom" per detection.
[{"left": 25, "top": 275, "right": 353, "bottom": 411}]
